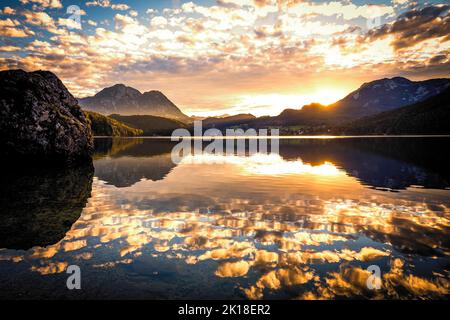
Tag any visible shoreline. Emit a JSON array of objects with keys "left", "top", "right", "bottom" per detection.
[{"left": 93, "top": 134, "right": 450, "bottom": 139}]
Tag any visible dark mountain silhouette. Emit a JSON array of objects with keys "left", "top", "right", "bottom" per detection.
[
  {"left": 79, "top": 84, "right": 189, "bottom": 122},
  {"left": 202, "top": 114, "right": 256, "bottom": 129},
  {"left": 331, "top": 87, "right": 450, "bottom": 135},
  {"left": 252, "top": 102, "right": 336, "bottom": 127}
]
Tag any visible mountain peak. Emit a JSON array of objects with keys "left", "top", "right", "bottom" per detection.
[
  {"left": 142, "top": 90, "right": 166, "bottom": 98},
  {"left": 95, "top": 84, "right": 141, "bottom": 99},
  {"left": 144, "top": 90, "right": 163, "bottom": 94},
  {"left": 79, "top": 84, "right": 189, "bottom": 121},
  {"left": 390, "top": 76, "right": 411, "bottom": 83},
  {"left": 360, "top": 77, "right": 412, "bottom": 90}
]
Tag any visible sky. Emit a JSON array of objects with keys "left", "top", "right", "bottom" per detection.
[{"left": 0, "top": 0, "right": 449, "bottom": 117}]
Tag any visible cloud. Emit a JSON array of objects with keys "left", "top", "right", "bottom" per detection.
[
  {"left": 58, "top": 18, "right": 82, "bottom": 30},
  {"left": 19, "top": 0, "right": 62, "bottom": 9},
  {"left": 87, "top": 20, "right": 98, "bottom": 26},
  {"left": 86, "top": 1, "right": 130, "bottom": 11},
  {"left": 0, "top": 45, "right": 21, "bottom": 52},
  {"left": 0, "top": 6, "right": 16, "bottom": 15},
  {"left": 0, "top": 18, "right": 33, "bottom": 37},
  {"left": 114, "top": 13, "right": 148, "bottom": 34},
  {"left": 86, "top": 0, "right": 111, "bottom": 7},
  {"left": 365, "top": 4, "right": 450, "bottom": 50},
  {"left": 23, "top": 10, "right": 53, "bottom": 27},
  {"left": 151, "top": 16, "right": 168, "bottom": 28},
  {"left": 0, "top": 1, "right": 448, "bottom": 113},
  {"left": 215, "top": 260, "right": 250, "bottom": 277},
  {"left": 111, "top": 4, "right": 130, "bottom": 11}
]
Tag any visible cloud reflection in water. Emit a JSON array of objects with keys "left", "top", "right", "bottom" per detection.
[{"left": 0, "top": 138, "right": 449, "bottom": 299}]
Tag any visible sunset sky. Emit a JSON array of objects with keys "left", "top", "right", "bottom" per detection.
[{"left": 0, "top": 0, "right": 449, "bottom": 116}]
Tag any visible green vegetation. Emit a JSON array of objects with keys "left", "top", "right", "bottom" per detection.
[
  {"left": 84, "top": 111, "right": 143, "bottom": 136},
  {"left": 109, "top": 114, "right": 187, "bottom": 136},
  {"left": 93, "top": 137, "right": 144, "bottom": 159}
]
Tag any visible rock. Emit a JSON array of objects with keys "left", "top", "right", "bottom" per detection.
[{"left": 0, "top": 69, "right": 93, "bottom": 163}]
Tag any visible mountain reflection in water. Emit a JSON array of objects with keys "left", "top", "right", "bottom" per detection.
[{"left": 0, "top": 137, "right": 449, "bottom": 299}]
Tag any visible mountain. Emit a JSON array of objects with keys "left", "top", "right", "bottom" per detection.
[
  {"left": 329, "top": 77, "right": 450, "bottom": 119},
  {"left": 94, "top": 139, "right": 177, "bottom": 187},
  {"left": 78, "top": 84, "right": 190, "bottom": 122},
  {"left": 202, "top": 114, "right": 257, "bottom": 129},
  {"left": 251, "top": 103, "right": 335, "bottom": 128},
  {"left": 84, "top": 110, "right": 143, "bottom": 137},
  {"left": 197, "top": 77, "right": 450, "bottom": 131},
  {"left": 267, "top": 77, "right": 450, "bottom": 125},
  {"left": 109, "top": 114, "right": 188, "bottom": 136},
  {"left": 332, "top": 87, "right": 450, "bottom": 135}
]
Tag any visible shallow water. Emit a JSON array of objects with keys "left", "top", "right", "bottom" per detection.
[{"left": 0, "top": 137, "right": 449, "bottom": 299}]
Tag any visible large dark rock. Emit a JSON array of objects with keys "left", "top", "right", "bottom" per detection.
[{"left": 0, "top": 69, "right": 93, "bottom": 163}]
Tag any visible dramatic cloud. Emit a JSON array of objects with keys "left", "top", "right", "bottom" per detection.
[
  {"left": 0, "top": 17, "right": 33, "bottom": 37},
  {"left": 365, "top": 4, "right": 450, "bottom": 50},
  {"left": 0, "top": 1, "right": 448, "bottom": 115}
]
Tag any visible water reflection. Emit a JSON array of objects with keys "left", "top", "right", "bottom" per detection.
[
  {"left": 0, "top": 138, "right": 449, "bottom": 299},
  {"left": 94, "top": 138, "right": 450, "bottom": 191},
  {"left": 0, "top": 164, "right": 93, "bottom": 249}
]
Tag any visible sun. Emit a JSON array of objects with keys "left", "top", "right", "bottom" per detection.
[
  {"left": 310, "top": 88, "right": 347, "bottom": 106},
  {"left": 190, "top": 87, "right": 349, "bottom": 117},
  {"left": 236, "top": 88, "right": 347, "bottom": 116}
]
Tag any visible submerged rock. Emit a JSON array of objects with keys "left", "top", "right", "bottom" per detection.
[{"left": 0, "top": 69, "right": 93, "bottom": 163}]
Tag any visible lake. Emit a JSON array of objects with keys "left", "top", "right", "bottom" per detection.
[{"left": 0, "top": 137, "right": 449, "bottom": 299}]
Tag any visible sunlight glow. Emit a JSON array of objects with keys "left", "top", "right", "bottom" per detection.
[
  {"left": 180, "top": 153, "right": 344, "bottom": 177},
  {"left": 243, "top": 155, "right": 343, "bottom": 176},
  {"left": 234, "top": 89, "right": 347, "bottom": 116}
]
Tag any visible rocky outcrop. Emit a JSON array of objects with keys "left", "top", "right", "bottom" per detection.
[{"left": 0, "top": 69, "right": 93, "bottom": 163}]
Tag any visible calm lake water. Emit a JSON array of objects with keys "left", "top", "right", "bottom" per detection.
[{"left": 0, "top": 137, "right": 449, "bottom": 299}]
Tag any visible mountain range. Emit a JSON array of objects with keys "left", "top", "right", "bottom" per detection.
[
  {"left": 241, "top": 77, "right": 450, "bottom": 128},
  {"left": 329, "top": 77, "right": 450, "bottom": 118},
  {"left": 78, "top": 84, "right": 189, "bottom": 122},
  {"left": 331, "top": 87, "right": 450, "bottom": 135},
  {"left": 78, "top": 76, "right": 450, "bottom": 135}
]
